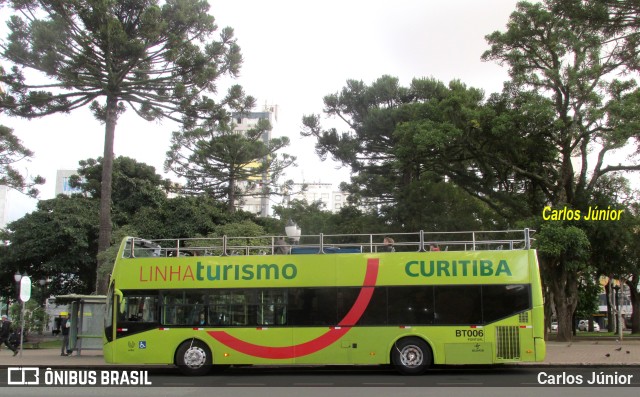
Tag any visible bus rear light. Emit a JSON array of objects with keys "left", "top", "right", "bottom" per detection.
[
  {"left": 117, "top": 328, "right": 128, "bottom": 332},
  {"left": 192, "top": 328, "right": 204, "bottom": 331},
  {"left": 159, "top": 328, "right": 171, "bottom": 331},
  {"left": 399, "top": 326, "right": 411, "bottom": 329}
]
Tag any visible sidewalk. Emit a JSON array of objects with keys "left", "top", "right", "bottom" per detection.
[{"left": 1, "top": 339, "right": 639, "bottom": 368}]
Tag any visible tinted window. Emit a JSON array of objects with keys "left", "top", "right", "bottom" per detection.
[
  {"left": 434, "top": 285, "right": 482, "bottom": 325},
  {"left": 207, "top": 290, "right": 257, "bottom": 326},
  {"left": 162, "top": 290, "right": 206, "bottom": 326},
  {"left": 388, "top": 286, "right": 434, "bottom": 325},
  {"left": 338, "top": 287, "right": 388, "bottom": 326},
  {"left": 287, "top": 288, "right": 337, "bottom": 326},
  {"left": 482, "top": 284, "right": 530, "bottom": 323}
]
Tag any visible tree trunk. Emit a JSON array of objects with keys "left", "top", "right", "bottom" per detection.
[
  {"left": 605, "top": 282, "right": 614, "bottom": 332},
  {"left": 548, "top": 264, "right": 579, "bottom": 342},
  {"left": 227, "top": 176, "right": 236, "bottom": 213},
  {"left": 627, "top": 276, "right": 640, "bottom": 334},
  {"left": 95, "top": 95, "right": 118, "bottom": 294}
]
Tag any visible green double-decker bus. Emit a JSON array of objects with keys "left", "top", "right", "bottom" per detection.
[{"left": 103, "top": 229, "right": 545, "bottom": 375}]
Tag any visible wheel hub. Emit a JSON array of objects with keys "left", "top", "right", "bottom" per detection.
[
  {"left": 400, "top": 345, "right": 423, "bottom": 367},
  {"left": 184, "top": 346, "right": 207, "bottom": 368}
]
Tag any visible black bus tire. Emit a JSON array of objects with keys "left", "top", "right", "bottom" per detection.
[
  {"left": 391, "top": 337, "right": 432, "bottom": 375},
  {"left": 175, "top": 339, "right": 212, "bottom": 376}
]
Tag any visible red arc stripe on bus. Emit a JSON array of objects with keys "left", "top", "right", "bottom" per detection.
[{"left": 207, "top": 258, "right": 380, "bottom": 359}]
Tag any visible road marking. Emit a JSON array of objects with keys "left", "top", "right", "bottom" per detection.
[
  {"left": 436, "top": 382, "right": 483, "bottom": 386},
  {"left": 163, "top": 382, "right": 196, "bottom": 386},
  {"left": 292, "top": 383, "right": 335, "bottom": 386},
  {"left": 226, "top": 383, "right": 267, "bottom": 386},
  {"left": 362, "top": 382, "right": 406, "bottom": 386}
]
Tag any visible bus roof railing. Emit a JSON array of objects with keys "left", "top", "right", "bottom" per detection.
[{"left": 122, "top": 229, "right": 535, "bottom": 258}]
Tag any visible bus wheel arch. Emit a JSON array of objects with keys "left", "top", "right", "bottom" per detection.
[
  {"left": 390, "top": 336, "right": 433, "bottom": 375},
  {"left": 175, "top": 338, "right": 213, "bottom": 376}
]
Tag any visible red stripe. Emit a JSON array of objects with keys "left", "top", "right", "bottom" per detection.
[{"left": 208, "top": 258, "right": 380, "bottom": 359}]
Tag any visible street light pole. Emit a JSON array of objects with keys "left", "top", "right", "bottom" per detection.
[
  {"left": 13, "top": 271, "right": 22, "bottom": 316},
  {"left": 285, "top": 219, "right": 301, "bottom": 245}
]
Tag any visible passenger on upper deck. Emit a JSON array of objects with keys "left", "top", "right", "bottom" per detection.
[
  {"left": 380, "top": 236, "right": 395, "bottom": 252},
  {"left": 274, "top": 236, "right": 290, "bottom": 255},
  {"left": 430, "top": 244, "right": 441, "bottom": 251}
]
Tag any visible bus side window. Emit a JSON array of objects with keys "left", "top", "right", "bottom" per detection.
[{"left": 119, "top": 295, "right": 158, "bottom": 323}]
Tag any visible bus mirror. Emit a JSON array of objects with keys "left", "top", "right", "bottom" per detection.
[{"left": 114, "top": 289, "right": 124, "bottom": 313}]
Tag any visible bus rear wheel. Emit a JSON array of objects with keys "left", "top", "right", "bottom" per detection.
[
  {"left": 176, "top": 339, "right": 212, "bottom": 376},
  {"left": 391, "top": 337, "right": 432, "bottom": 375}
]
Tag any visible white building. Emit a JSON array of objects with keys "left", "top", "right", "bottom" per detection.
[
  {"left": 286, "top": 182, "right": 350, "bottom": 213},
  {"left": 55, "top": 170, "right": 83, "bottom": 196}
]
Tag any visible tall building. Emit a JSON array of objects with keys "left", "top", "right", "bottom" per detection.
[
  {"left": 55, "top": 170, "right": 83, "bottom": 196},
  {"left": 285, "top": 182, "right": 350, "bottom": 213},
  {"left": 234, "top": 104, "right": 277, "bottom": 217}
]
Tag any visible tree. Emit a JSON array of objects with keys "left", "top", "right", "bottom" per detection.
[
  {"left": 0, "top": 124, "right": 44, "bottom": 197},
  {"left": 128, "top": 195, "right": 231, "bottom": 239},
  {"left": 552, "top": 0, "right": 640, "bottom": 71},
  {"left": 70, "top": 156, "right": 171, "bottom": 225},
  {"left": 0, "top": 0, "right": 254, "bottom": 293},
  {"left": 0, "top": 195, "right": 99, "bottom": 296},
  {"left": 481, "top": 0, "right": 640, "bottom": 340},
  {"left": 165, "top": 117, "right": 295, "bottom": 213},
  {"left": 301, "top": 76, "right": 504, "bottom": 229},
  {"left": 536, "top": 222, "right": 591, "bottom": 341}
]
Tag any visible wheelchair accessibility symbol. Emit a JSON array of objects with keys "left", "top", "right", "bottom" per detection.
[{"left": 139, "top": 341, "right": 147, "bottom": 349}]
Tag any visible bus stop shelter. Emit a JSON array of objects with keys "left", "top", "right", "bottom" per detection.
[{"left": 53, "top": 294, "right": 106, "bottom": 355}]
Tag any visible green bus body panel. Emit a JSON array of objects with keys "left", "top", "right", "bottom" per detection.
[
  {"left": 114, "top": 250, "right": 531, "bottom": 289},
  {"left": 104, "top": 242, "right": 546, "bottom": 366}
]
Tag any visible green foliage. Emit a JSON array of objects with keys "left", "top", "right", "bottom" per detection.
[
  {"left": 1, "top": 196, "right": 99, "bottom": 295},
  {"left": 301, "top": 75, "right": 508, "bottom": 226},
  {"left": 9, "top": 301, "right": 48, "bottom": 336},
  {"left": 575, "top": 273, "right": 601, "bottom": 321},
  {"left": 536, "top": 221, "right": 591, "bottom": 271},
  {"left": 272, "top": 199, "right": 337, "bottom": 236},
  {"left": 165, "top": 117, "right": 295, "bottom": 213},
  {"left": 69, "top": 156, "right": 171, "bottom": 224},
  {"left": 0, "top": 0, "right": 254, "bottom": 293},
  {"left": 1, "top": 0, "right": 251, "bottom": 124},
  {"left": 0, "top": 124, "right": 44, "bottom": 197},
  {"left": 129, "top": 195, "right": 230, "bottom": 239},
  {"left": 482, "top": 0, "right": 640, "bottom": 207}
]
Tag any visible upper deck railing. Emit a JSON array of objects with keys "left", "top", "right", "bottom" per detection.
[{"left": 122, "top": 229, "right": 534, "bottom": 259}]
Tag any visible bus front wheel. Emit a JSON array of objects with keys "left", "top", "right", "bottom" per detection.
[
  {"left": 176, "top": 339, "right": 212, "bottom": 376},
  {"left": 391, "top": 337, "right": 432, "bottom": 375}
]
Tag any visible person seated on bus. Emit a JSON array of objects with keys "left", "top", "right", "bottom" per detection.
[
  {"left": 379, "top": 237, "right": 395, "bottom": 252},
  {"left": 430, "top": 244, "right": 440, "bottom": 252},
  {"left": 274, "top": 236, "right": 290, "bottom": 254}
]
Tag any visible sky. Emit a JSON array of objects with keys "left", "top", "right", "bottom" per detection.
[{"left": 1, "top": 0, "right": 523, "bottom": 223}]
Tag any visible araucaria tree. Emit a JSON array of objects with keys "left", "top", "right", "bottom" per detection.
[
  {"left": 0, "top": 0, "right": 254, "bottom": 293},
  {"left": 165, "top": 117, "right": 296, "bottom": 213},
  {"left": 0, "top": 123, "right": 44, "bottom": 197}
]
